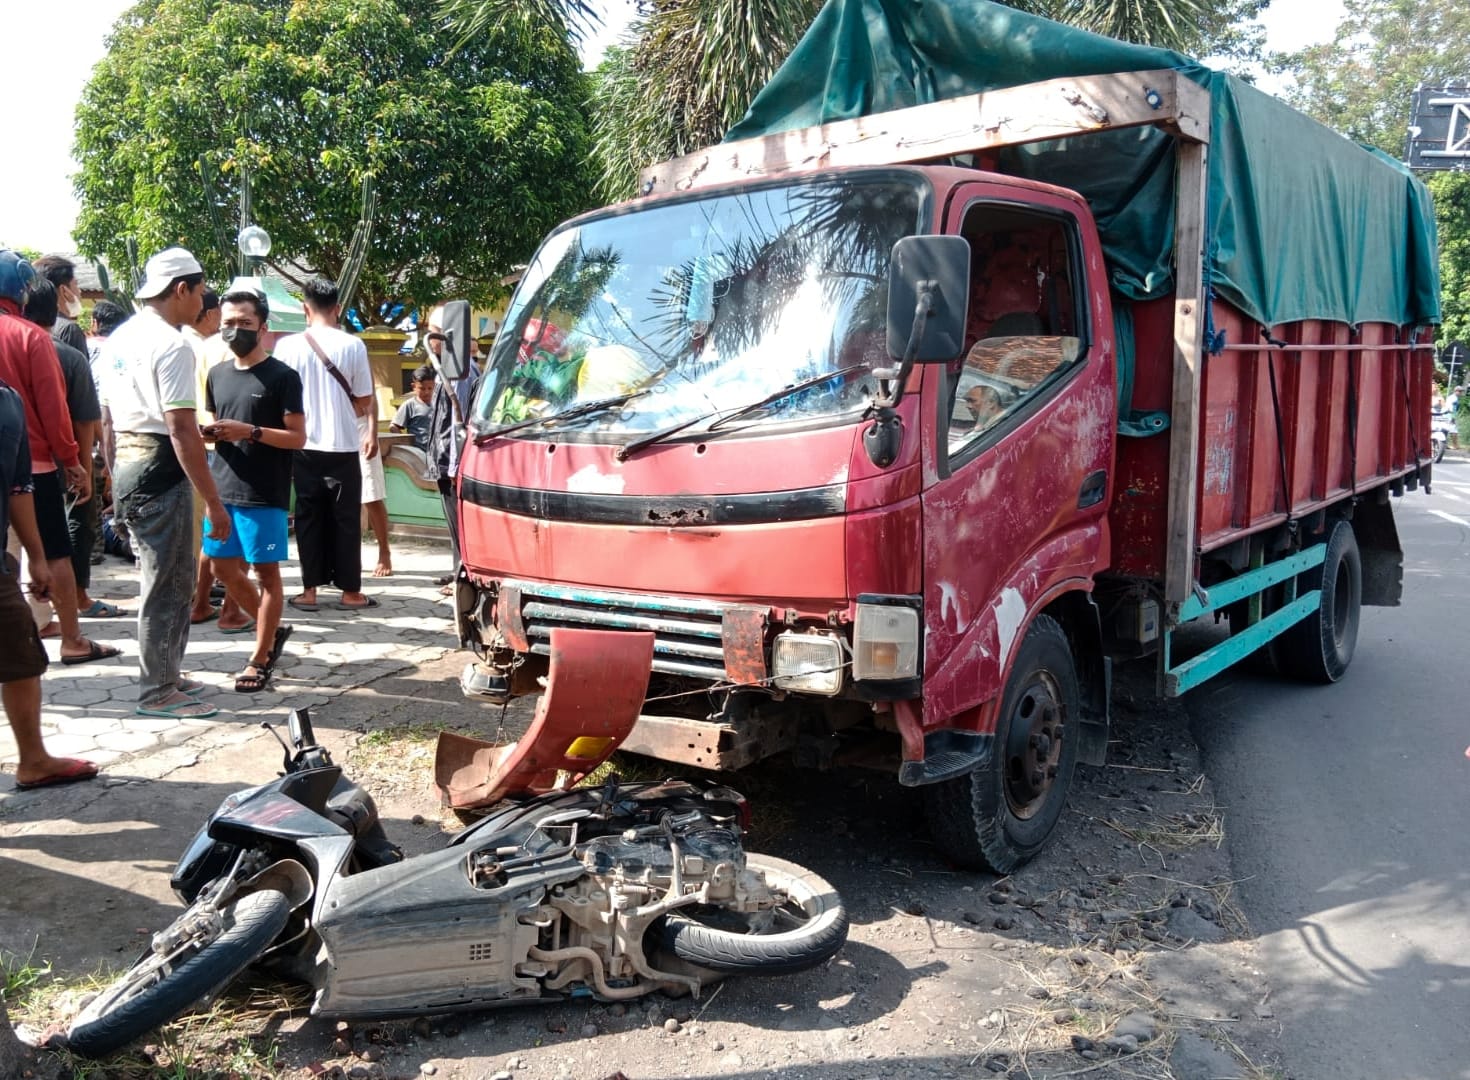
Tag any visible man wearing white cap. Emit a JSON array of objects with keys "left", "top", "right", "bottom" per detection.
[{"left": 97, "top": 247, "right": 231, "bottom": 720}]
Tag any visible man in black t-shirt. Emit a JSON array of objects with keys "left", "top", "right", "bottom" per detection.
[{"left": 203, "top": 287, "right": 307, "bottom": 693}]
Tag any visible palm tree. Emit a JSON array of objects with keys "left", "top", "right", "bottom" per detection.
[{"left": 589, "top": 1, "right": 826, "bottom": 202}]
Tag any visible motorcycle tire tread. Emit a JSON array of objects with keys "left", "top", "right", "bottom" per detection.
[
  {"left": 659, "top": 854, "right": 848, "bottom": 976},
  {"left": 67, "top": 888, "right": 291, "bottom": 1059}
]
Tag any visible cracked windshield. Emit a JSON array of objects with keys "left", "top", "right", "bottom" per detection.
[{"left": 473, "top": 175, "right": 926, "bottom": 438}]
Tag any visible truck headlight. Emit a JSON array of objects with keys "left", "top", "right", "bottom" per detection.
[
  {"left": 771, "top": 632, "right": 844, "bottom": 695},
  {"left": 853, "top": 602, "right": 920, "bottom": 681}
]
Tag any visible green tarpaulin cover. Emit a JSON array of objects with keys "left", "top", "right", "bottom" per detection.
[{"left": 726, "top": 0, "right": 1441, "bottom": 329}]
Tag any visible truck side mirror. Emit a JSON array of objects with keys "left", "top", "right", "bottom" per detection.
[
  {"left": 439, "top": 299, "right": 472, "bottom": 380},
  {"left": 886, "top": 235, "right": 970, "bottom": 363}
]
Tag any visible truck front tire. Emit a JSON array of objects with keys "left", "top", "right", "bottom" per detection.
[
  {"left": 1274, "top": 518, "right": 1361, "bottom": 683},
  {"left": 924, "top": 614, "right": 1080, "bottom": 873}
]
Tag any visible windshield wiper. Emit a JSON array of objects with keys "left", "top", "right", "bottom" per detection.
[
  {"left": 616, "top": 365, "right": 868, "bottom": 461},
  {"left": 475, "top": 391, "right": 648, "bottom": 443}
]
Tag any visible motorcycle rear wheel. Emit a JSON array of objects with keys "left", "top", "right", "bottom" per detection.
[
  {"left": 67, "top": 888, "right": 291, "bottom": 1059},
  {"left": 658, "top": 854, "right": 847, "bottom": 975}
]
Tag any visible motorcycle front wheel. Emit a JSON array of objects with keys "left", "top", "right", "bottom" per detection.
[
  {"left": 67, "top": 888, "right": 291, "bottom": 1058},
  {"left": 658, "top": 854, "right": 847, "bottom": 975}
]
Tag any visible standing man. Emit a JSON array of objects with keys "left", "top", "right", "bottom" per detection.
[
  {"left": 97, "top": 247, "right": 230, "bottom": 720},
  {"left": 423, "top": 309, "right": 478, "bottom": 592},
  {"left": 32, "top": 256, "right": 89, "bottom": 356},
  {"left": 0, "top": 253, "right": 116, "bottom": 664},
  {"left": 1, "top": 375, "right": 96, "bottom": 790},
  {"left": 361, "top": 394, "right": 393, "bottom": 579},
  {"left": 275, "top": 277, "right": 377, "bottom": 611},
  {"left": 182, "top": 289, "right": 245, "bottom": 630},
  {"left": 23, "top": 280, "right": 127, "bottom": 626},
  {"left": 204, "top": 286, "right": 306, "bottom": 691}
]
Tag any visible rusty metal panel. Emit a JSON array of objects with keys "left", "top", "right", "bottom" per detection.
[
  {"left": 620, "top": 711, "right": 800, "bottom": 772},
  {"left": 496, "top": 583, "right": 528, "bottom": 652},
  {"left": 720, "top": 606, "right": 769, "bottom": 686},
  {"left": 436, "top": 628, "right": 654, "bottom": 808}
]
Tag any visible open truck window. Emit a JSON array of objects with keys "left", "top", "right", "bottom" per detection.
[
  {"left": 946, "top": 203, "right": 1085, "bottom": 459},
  {"left": 472, "top": 174, "right": 928, "bottom": 441}
]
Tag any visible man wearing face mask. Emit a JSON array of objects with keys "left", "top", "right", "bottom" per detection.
[
  {"left": 202, "top": 284, "right": 306, "bottom": 693},
  {"left": 32, "top": 256, "right": 89, "bottom": 357}
]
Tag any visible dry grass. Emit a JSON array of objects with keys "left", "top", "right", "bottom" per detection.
[
  {"left": 960, "top": 941, "right": 1281, "bottom": 1079},
  {"left": 8, "top": 963, "right": 302, "bottom": 1079}
]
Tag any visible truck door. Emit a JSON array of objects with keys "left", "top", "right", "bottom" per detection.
[{"left": 919, "top": 188, "right": 1115, "bottom": 728}]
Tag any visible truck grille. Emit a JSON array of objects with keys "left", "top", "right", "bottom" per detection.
[{"left": 510, "top": 580, "right": 731, "bottom": 681}]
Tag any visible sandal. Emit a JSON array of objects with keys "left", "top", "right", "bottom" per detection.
[
  {"left": 61, "top": 640, "right": 123, "bottom": 666},
  {"left": 234, "top": 660, "right": 271, "bottom": 693},
  {"left": 234, "top": 624, "right": 293, "bottom": 693},
  {"left": 79, "top": 600, "right": 129, "bottom": 618}
]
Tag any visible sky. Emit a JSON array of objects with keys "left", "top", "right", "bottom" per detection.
[{"left": 0, "top": 0, "right": 1337, "bottom": 255}]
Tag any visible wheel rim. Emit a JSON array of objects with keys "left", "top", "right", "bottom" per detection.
[{"left": 1002, "top": 672, "right": 1065, "bottom": 821}]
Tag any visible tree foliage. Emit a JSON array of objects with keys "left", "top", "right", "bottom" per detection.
[
  {"left": 1272, "top": 0, "right": 1470, "bottom": 355},
  {"left": 74, "top": 0, "right": 596, "bottom": 315},
  {"left": 1011, "top": 0, "right": 1269, "bottom": 66},
  {"left": 1429, "top": 172, "right": 1470, "bottom": 351},
  {"left": 586, "top": 0, "right": 825, "bottom": 202},
  {"left": 1272, "top": 0, "right": 1470, "bottom": 155}
]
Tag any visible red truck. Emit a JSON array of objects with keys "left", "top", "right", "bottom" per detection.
[{"left": 440, "top": 55, "right": 1438, "bottom": 872}]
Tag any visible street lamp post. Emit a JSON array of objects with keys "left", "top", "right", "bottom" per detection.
[{"left": 237, "top": 225, "right": 272, "bottom": 277}]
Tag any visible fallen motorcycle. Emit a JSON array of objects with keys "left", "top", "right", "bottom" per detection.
[{"left": 67, "top": 658, "right": 846, "bottom": 1058}]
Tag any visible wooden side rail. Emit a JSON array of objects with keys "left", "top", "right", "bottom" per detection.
[{"left": 638, "top": 69, "right": 1209, "bottom": 196}]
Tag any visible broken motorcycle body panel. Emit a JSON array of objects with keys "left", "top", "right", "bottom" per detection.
[{"left": 66, "top": 687, "right": 846, "bottom": 1058}]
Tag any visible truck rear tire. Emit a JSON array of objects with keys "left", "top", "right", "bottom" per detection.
[
  {"left": 1274, "top": 518, "right": 1361, "bottom": 683},
  {"left": 923, "top": 614, "right": 1080, "bottom": 873}
]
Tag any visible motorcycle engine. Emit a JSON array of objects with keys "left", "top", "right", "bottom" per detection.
[{"left": 577, "top": 819, "right": 744, "bottom": 887}]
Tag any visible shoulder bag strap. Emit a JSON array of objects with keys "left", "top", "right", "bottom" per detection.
[{"left": 303, "top": 331, "right": 360, "bottom": 409}]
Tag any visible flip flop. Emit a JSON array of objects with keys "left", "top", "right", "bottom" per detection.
[
  {"left": 135, "top": 699, "right": 219, "bottom": 720},
  {"left": 79, "top": 600, "right": 129, "bottom": 618},
  {"left": 38, "top": 622, "right": 61, "bottom": 640},
  {"left": 60, "top": 640, "right": 122, "bottom": 666},
  {"left": 190, "top": 607, "right": 220, "bottom": 624},
  {"left": 219, "top": 620, "right": 258, "bottom": 636},
  {"left": 336, "top": 596, "right": 380, "bottom": 611},
  {"left": 14, "top": 758, "right": 99, "bottom": 791},
  {"left": 287, "top": 596, "right": 320, "bottom": 612},
  {"left": 177, "top": 677, "right": 208, "bottom": 694}
]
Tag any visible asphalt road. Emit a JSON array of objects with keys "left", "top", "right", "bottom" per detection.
[{"left": 1188, "top": 458, "right": 1470, "bottom": 1080}]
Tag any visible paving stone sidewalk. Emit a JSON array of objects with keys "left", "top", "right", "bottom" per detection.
[{"left": 0, "top": 539, "right": 460, "bottom": 799}]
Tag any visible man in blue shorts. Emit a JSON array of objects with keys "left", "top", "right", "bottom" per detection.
[{"left": 203, "top": 285, "right": 306, "bottom": 692}]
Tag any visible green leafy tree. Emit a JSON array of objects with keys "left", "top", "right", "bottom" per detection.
[
  {"left": 1273, "top": 0, "right": 1470, "bottom": 372},
  {"left": 1429, "top": 172, "right": 1470, "bottom": 355},
  {"left": 1272, "top": 0, "right": 1470, "bottom": 155},
  {"left": 74, "top": 0, "right": 595, "bottom": 316}
]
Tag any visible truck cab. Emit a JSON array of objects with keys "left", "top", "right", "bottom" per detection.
[{"left": 455, "top": 164, "right": 1117, "bottom": 871}]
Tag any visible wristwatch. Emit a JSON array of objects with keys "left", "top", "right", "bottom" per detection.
[{"left": 249, "top": 425, "right": 262, "bottom": 443}]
